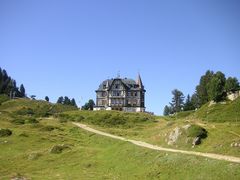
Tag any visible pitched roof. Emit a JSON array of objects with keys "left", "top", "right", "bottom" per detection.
[{"left": 96, "top": 77, "right": 144, "bottom": 91}]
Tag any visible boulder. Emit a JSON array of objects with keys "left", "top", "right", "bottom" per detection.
[
  {"left": 167, "top": 127, "right": 182, "bottom": 145},
  {"left": 192, "top": 137, "right": 201, "bottom": 146}
]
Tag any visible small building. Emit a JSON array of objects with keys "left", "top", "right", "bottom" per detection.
[{"left": 94, "top": 74, "right": 146, "bottom": 112}]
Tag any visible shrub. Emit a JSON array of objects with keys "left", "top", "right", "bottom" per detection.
[
  {"left": 187, "top": 125, "right": 207, "bottom": 138},
  {"left": 73, "top": 115, "right": 84, "bottom": 122},
  {"left": 25, "top": 117, "right": 39, "bottom": 124},
  {"left": 11, "top": 118, "right": 25, "bottom": 125},
  {"left": 16, "top": 107, "right": 34, "bottom": 116},
  {"left": 0, "top": 128, "right": 12, "bottom": 137}
]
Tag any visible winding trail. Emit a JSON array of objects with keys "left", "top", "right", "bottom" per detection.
[{"left": 73, "top": 122, "right": 240, "bottom": 164}]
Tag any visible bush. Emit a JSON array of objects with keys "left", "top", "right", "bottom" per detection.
[
  {"left": 73, "top": 115, "right": 84, "bottom": 122},
  {"left": 11, "top": 118, "right": 25, "bottom": 125},
  {"left": 0, "top": 128, "right": 12, "bottom": 137},
  {"left": 25, "top": 117, "right": 39, "bottom": 124},
  {"left": 16, "top": 107, "right": 34, "bottom": 116},
  {"left": 187, "top": 125, "right": 207, "bottom": 138}
]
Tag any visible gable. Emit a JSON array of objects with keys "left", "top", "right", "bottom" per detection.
[{"left": 109, "top": 79, "right": 127, "bottom": 91}]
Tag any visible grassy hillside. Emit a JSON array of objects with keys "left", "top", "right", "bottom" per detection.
[
  {"left": 0, "top": 94, "right": 9, "bottom": 105},
  {"left": 0, "top": 98, "right": 77, "bottom": 117},
  {"left": 57, "top": 110, "right": 156, "bottom": 128},
  {"left": 192, "top": 97, "right": 240, "bottom": 122},
  {"left": 1, "top": 116, "right": 240, "bottom": 179},
  {"left": 0, "top": 98, "right": 240, "bottom": 179},
  {"left": 57, "top": 103, "right": 240, "bottom": 157}
]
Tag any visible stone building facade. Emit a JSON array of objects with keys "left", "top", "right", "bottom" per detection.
[{"left": 94, "top": 74, "right": 146, "bottom": 112}]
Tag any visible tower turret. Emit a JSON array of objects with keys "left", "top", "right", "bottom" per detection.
[{"left": 136, "top": 73, "right": 144, "bottom": 89}]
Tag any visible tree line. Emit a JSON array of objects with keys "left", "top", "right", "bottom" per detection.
[
  {"left": 163, "top": 70, "right": 240, "bottom": 116},
  {"left": 0, "top": 67, "right": 26, "bottom": 98},
  {"left": 56, "top": 96, "right": 77, "bottom": 107},
  {"left": 0, "top": 67, "right": 91, "bottom": 109}
]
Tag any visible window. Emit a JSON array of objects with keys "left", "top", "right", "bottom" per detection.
[
  {"left": 112, "top": 99, "right": 115, "bottom": 104},
  {"left": 112, "top": 91, "right": 121, "bottom": 96}
]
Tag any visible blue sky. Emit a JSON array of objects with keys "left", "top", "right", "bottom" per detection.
[{"left": 1, "top": 0, "right": 240, "bottom": 115}]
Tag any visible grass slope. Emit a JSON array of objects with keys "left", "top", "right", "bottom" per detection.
[
  {"left": 0, "top": 98, "right": 240, "bottom": 179},
  {"left": 192, "top": 97, "right": 240, "bottom": 122},
  {"left": 0, "top": 98, "right": 77, "bottom": 117},
  {"left": 1, "top": 118, "right": 240, "bottom": 179}
]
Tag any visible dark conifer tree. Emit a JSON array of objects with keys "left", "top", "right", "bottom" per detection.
[
  {"left": 71, "top": 98, "right": 77, "bottom": 107},
  {"left": 19, "top": 84, "right": 26, "bottom": 97},
  {"left": 170, "top": 89, "right": 185, "bottom": 113},
  {"left": 57, "top": 96, "right": 64, "bottom": 104},
  {"left": 45, "top": 96, "right": 49, "bottom": 102}
]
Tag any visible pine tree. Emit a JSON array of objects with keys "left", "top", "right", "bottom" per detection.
[
  {"left": 20, "top": 84, "right": 26, "bottom": 97},
  {"left": 82, "top": 99, "right": 95, "bottom": 110},
  {"left": 163, "top": 105, "right": 170, "bottom": 116},
  {"left": 196, "top": 70, "right": 214, "bottom": 106},
  {"left": 170, "top": 89, "right": 185, "bottom": 113},
  {"left": 184, "top": 94, "right": 194, "bottom": 111},
  {"left": 63, "top": 96, "right": 71, "bottom": 105},
  {"left": 88, "top": 99, "right": 95, "bottom": 110},
  {"left": 190, "top": 93, "right": 200, "bottom": 109},
  {"left": 207, "top": 71, "right": 226, "bottom": 102},
  {"left": 45, "top": 96, "right": 49, "bottom": 102},
  {"left": 225, "top": 77, "right": 239, "bottom": 92},
  {"left": 57, "top": 96, "right": 64, "bottom": 104},
  {"left": 71, "top": 98, "right": 77, "bottom": 107}
]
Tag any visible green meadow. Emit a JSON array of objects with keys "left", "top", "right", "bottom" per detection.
[{"left": 0, "top": 97, "right": 240, "bottom": 179}]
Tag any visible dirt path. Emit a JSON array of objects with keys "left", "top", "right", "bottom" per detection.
[{"left": 73, "top": 122, "right": 240, "bottom": 164}]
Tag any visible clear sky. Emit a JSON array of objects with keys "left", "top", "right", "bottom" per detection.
[{"left": 1, "top": 0, "right": 240, "bottom": 115}]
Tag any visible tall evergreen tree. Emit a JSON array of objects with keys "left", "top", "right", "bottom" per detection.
[
  {"left": 196, "top": 70, "right": 214, "bottom": 106},
  {"left": 57, "top": 96, "right": 64, "bottom": 104},
  {"left": 88, "top": 99, "right": 95, "bottom": 110},
  {"left": 225, "top": 77, "right": 239, "bottom": 92},
  {"left": 19, "top": 84, "right": 26, "bottom": 97},
  {"left": 184, "top": 94, "right": 194, "bottom": 111},
  {"left": 0, "top": 67, "right": 27, "bottom": 97},
  {"left": 170, "top": 89, "right": 185, "bottom": 113},
  {"left": 71, "top": 98, "right": 77, "bottom": 107},
  {"left": 63, "top": 96, "right": 71, "bottom": 105},
  {"left": 163, "top": 105, "right": 171, "bottom": 116},
  {"left": 82, "top": 99, "right": 95, "bottom": 110},
  {"left": 207, "top": 71, "right": 226, "bottom": 102},
  {"left": 190, "top": 93, "right": 200, "bottom": 109}
]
